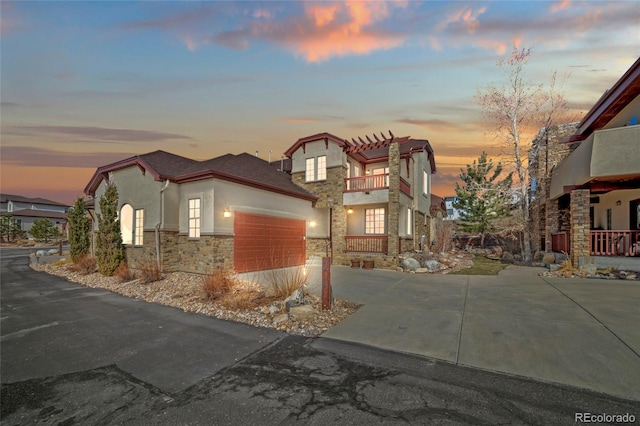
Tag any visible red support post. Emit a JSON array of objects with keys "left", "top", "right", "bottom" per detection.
[{"left": 322, "top": 256, "right": 332, "bottom": 310}]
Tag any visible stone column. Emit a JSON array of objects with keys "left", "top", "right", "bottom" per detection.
[
  {"left": 570, "top": 189, "right": 591, "bottom": 266},
  {"left": 545, "top": 198, "right": 558, "bottom": 253},
  {"left": 387, "top": 141, "right": 400, "bottom": 259}
]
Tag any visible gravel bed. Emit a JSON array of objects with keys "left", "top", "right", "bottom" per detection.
[{"left": 30, "top": 261, "right": 361, "bottom": 337}]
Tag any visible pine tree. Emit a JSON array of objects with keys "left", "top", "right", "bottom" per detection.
[
  {"left": 96, "top": 183, "right": 125, "bottom": 275},
  {"left": 30, "top": 219, "right": 60, "bottom": 243},
  {"left": 454, "top": 152, "right": 513, "bottom": 248},
  {"left": 68, "top": 197, "right": 92, "bottom": 262}
]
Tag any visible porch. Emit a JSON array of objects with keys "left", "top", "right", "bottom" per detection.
[{"left": 551, "top": 230, "right": 640, "bottom": 257}]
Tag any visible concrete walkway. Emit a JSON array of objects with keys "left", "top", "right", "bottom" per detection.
[{"left": 306, "top": 261, "right": 640, "bottom": 401}]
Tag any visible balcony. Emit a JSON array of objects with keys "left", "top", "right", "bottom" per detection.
[
  {"left": 343, "top": 174, "right": 412, "bottom": 205},
  {"left": 345, "top": 235, "right": 388, "bottom": 254},
  {"left": 550, "top": 230, "right": 640, "bottom": 256}
]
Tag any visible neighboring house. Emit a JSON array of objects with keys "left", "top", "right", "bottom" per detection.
[
  {"left": 0, "top": 193, "right": 69, "bottom": 238},
  {"left": 443, "top": 196, "right": 462, "bottom": 221},
  {"left": 84, "top": 131, "right": 437, "bottom": 273},
  {"left": 533, "top": 57, "right": 640, "bottom": 266}
]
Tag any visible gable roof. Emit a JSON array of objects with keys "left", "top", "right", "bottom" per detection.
[
  {"left": 84, "top": 151, "right": 317, "bottom": 202},
  {"left": 1, "top": 209, "right": 68, "bottom": 220},
  {"left": 284, "top": 131, "right": 437, "bottom": 173},
  {"left": 0, "top": 193, "right": 68, "bottom": 207}
]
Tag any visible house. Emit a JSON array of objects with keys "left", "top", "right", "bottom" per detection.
[
  {"left": 533, "top": 57, "right": 640, "bottom": 267},
  {"left": 84, "top": 131, "right": 436, "bottom": 273},
  {"left": 443, "top": 196, "right": 461, "bottom": 221},
  {"left": 0, "top": 193, "right": 69, "bottom": 238}
]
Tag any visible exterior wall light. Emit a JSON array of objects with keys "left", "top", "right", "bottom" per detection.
[
  {"left": 616, "top": 200, "right": 622, "bottom": 206},
  {"left": 223, "top": 208, "right": 232, "bottom": 218},
  {"left": 310, "top": 220, "right": 317, "bottom": 228},
  {"left": 347, "top": 208, "right": 354, "bottom": 214}
]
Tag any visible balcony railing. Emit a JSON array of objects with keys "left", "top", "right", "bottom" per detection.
[
  {"left": 551, "top": 231, "right": 571, "bottom": 254},
  {"left": 345, "top": 174, "right": 388, "bottom": 192},
  {"left": 591, "top": 230, "right": 640, "bottom": 256},
  {"left": 345, "top": 235, "right": 388, "bottom": 254}
]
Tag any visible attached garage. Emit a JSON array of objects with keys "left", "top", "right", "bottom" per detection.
[{"left": 234, "top": 212, "right": 306, "bottom": 273}]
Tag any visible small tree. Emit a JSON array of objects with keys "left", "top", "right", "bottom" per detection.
[
  {"left": 96, "top": 183, "right": 125, "bottom": 276},
  {"left": 0, "top": 215, "right": 24, "bottom": 242},
  {"left": 68, "top": 197, "right": 92, "bottom": 262},
  {"left": 30, "top": 219, "right": 60, "bottom": 243},
  {"left": 454, "top": 152, "right": 513, "bottom": 248}
]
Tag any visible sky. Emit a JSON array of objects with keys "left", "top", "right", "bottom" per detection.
[{"left": 1, "top": 1, "right": 639, "bottom": 205}]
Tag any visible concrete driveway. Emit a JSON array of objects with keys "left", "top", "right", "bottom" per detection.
[{"left": 307, "top": 263, "right": 640, "bottom": 401}]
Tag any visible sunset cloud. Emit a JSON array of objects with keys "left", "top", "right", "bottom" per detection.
[
  {"left": 4, "top": 125, "right": 192, "bottom": 143},
  {"left": 1, "top": 146, "right": 136, "bottom": 168},
  {"left": 279, "top": 117, "right": 320, "bottom": 123},
  {"left": 550, "top": 0, "right": 571, "bottom": 13},
  {"left": 212, "top": 1, "right": 407, "bottom": 62}
]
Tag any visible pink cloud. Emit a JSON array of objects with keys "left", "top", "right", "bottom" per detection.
[
  {"left": 550, "top": 0, "right": 571, "bottom": 13},
  {"left": 213, "top": 1, "right": 407, "bottom": 62},
  {"left": 437, "top": 6, "right": 487, "bottom": 34}
]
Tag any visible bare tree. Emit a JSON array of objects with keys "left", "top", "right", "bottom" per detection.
[{"left": 476, "top": 47, "right": 570, "bottom": 262}]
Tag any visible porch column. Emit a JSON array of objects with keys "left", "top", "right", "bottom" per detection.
[
  {"left": 387, "top": 140, "right": 400, "bottom": 258},
  {"left": 545, "top": 198, "right": 559, "bottom": 252},
  {"left": 570, "top": 189, "right": 591, "bottom": 265}
]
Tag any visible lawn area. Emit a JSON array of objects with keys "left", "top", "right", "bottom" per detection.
[{"left": 450, "top": 255, "right": 510, "bottom": 275}]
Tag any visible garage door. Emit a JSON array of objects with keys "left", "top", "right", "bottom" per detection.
[{"left": 234, "top": 212, "right": 306, "bottom": 273}]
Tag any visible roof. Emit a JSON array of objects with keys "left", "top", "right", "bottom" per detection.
[
  {"left": 0, "top": 193, "right": 69, "bottom": 207},
  {"left": 1, "top": 209, "right": 68, "bottom": 220},
  {"left": 284, "top": 131, "right": 437, "bottom": 173},
  {"left": 430, "top": 194, "right": 446, "bottom": 215},
  {"left": 84, "top": 151, "right": 317, "bottom": 202},
  {"left": 571, "top": 56, "right": 640, "bottom": 140}
]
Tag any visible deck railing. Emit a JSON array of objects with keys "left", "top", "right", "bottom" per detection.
[
  {"left": 591, "top": 230, "right": 640, "bottom": 256},
  {"left": 345, "top": 174, "right": 388, "bottom": 192},
  {"left": 345, "top": 235, "right": 388, "bottom": 254},
  {"left": 551, "top": 231, "right": 571, "bottom": 254}
]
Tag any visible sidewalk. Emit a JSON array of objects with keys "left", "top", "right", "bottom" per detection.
[{"left": 307, "top": 262, "right": 640, "bottom": 401}]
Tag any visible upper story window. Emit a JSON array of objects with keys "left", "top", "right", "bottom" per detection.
[
  {"left": 305, "top": 155, "right": 327, "bottom": 182},
  {"left": 188, "top": 198, "right": 201, "bottom": 238}
]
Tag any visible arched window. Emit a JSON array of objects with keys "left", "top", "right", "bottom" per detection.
[{"left": 120, "top": 204, "right": 133, "bottom": 245}]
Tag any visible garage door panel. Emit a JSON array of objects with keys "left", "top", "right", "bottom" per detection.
[{"left": 234, "top": 212, "right": 306, "bottom": 273}]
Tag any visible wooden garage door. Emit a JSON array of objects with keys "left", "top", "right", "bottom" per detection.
[{"left": 234, "top": 212, "right": 306, "bottom": 273}]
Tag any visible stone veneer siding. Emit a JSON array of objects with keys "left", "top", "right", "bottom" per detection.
[
  {"left": 570, "top": 189, "right": 591, "bottom": 265},
  {"left": 387, "top": 141, "right": 400, "bottom": 260},
  {"left": 415, "top": 211, "right": 429, "bottom": 249},
  {"left": 125, "top": 231, "right": 157, "bottom": 267},
  {"left": 306, "top": 237, "right": 331, "bottom": 258}
]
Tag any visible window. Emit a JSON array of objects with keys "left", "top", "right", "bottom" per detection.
[
  {"left": 305, "top": 156, "right": 327, "bottom": 182},
  {"left": 606, "top": 208, "right": 612, "bottom": 230},
  {"left": 365, "top": 208, "right": 385, "bottom": 234},
  {"left": 189, "top": 198, "right": 201, "bottom": 238},
  {"left": 317, "top": 155, "right": 327, "bottom": 180},
  {"left": 134, "top": 209, "right": 144, "bottom": 245},
  {"left": 406, "top": 208, "right": 412, "bottom": 235},
  {"left": 305, "top": 158, "right": 315, "bottom": 182},
  {"left": 423, "top": 170, "right": 430, "bottom": 195},
  {"left": 120, "top": 204, "right": 133, "bottom": 245},
  {"left": 372, "top": 167, "right": 389, "bottom": 186}
]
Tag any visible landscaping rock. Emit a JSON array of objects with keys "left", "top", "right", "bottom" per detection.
[
  {"left": 289, "top": 305, "right": 315, "bottom": 320},
  {"left": 579, "top": 263, "right": 597, "bottom": 276},
  {"left": 401, "top": 257, "right": 420, "bottom": 271},
  {"left": 36, "top": 250, "right": 46, "bottom": 257},
  {"left": 502, "top": 252, "right": 515, "bottom": 262},
  {"left": 424, "top": 260, "right": 440, "bottom": 271},
  {"left": 273, "top": 313, "right": 289, "bottom": 325},
  {"left": 542, "top": 253, "right": 556, "bottom": 264},
  {"left": 284, "top": 289, "right": 305, "bottom": 310},
  {"left": 47, "top": 249, "right": 59, "bottom": 255},
  {"left": 396, "top": 267, "right": 404, "bottom": 272},
  {"left": 626, "top": 274, "right": 638, "bottom": 280},
  {"left": 549, "top": 264, "right": 560, "bottom": 272},
  {"left": 415, "top": 268, "right": 429, "bottom": 274}
]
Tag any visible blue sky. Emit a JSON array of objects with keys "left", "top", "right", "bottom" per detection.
[{"left": 1, "top": 1, "right": 639, "bottom": 203}]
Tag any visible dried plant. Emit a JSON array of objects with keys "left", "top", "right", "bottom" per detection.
[
  {"left": 557, "top": 251, "right": 573, "bottom": 275},
  {"left": 138, "top": 259, "right": 162, "bottom": 284},
  {"left": 67, "top": 255, "right": 97, "bottom": 275},
  {"left": 203, "top": 267, "right": 237, "bottom": 300},
  {"left": 265, "top": 265, "right": 308, "bottom": 300},
  {"left": 114, "top": 263, "right": 137, "bottom": 283}
]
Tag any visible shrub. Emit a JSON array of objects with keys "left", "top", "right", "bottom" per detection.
[
  {"left": 203, "top": 267, "right": 237, "bottom": 300},
  {"left": 68, "top": 198, "right": 91, "bottom": 262},
  {"left": 265, "top": 265, "right": 308, "bottom": 300},
  {"left": 138, "top": 259, "right": 162, "bottom": 284},
  {"left": 68, "top": 255, "right": 97, "bottom": 275},
  {"left": 222, "top": 290, "right": 261, "bottom": 311},
  {"left": 96, "top": 183, "right": 125, "bottom": 276},
  {"left": 114, "top": 263, "right": 137, "bottom": 283},
  {"left": 30, "top": 219, "right": 60, "bottom": 243}
]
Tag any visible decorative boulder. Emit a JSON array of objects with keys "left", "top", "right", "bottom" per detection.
[
  {"left": 284, "top": 289, "right": 305, "bottom": 310},
  {"left": 579, "top": 263, "right": 597, "bottom": 276},
  {"left": 47, "top": 249, "right": 59, "bottom": 255},
  {"left": 424, "top": 260, "right": 440, "bottom": 271},
  {"left": 36, "top": 250, "right": 46, "bottom": 257},
  {"left": 542, "top": 253, "right": 556, "bottom": 265},
  {"left": 401, "top": 257, "right": 421, "bottom": 271},
  {"left": 290, "top": 305, "right": 315, "bottom": 320}
]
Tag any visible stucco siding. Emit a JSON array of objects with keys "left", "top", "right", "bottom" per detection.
[{"left": 291, "top": 139, "right": 343, "bottom": 173}]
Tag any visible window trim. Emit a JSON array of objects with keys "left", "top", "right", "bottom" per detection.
[
  {"left": 304, "top": 156, "right": 327, "bottom": 182},
  {"left": 188, "top": 198, "right": 201, "bottom": 239}
]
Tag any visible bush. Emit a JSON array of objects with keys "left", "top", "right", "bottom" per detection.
[
  {"left": 138, "top": 259, "right": 162, "bottom": 284},
  {"left": 265, "top": 265, "right": 308, "bottom": 300},
  {"left": 96, "top": 184, "right": 125, "bottom": 276},
  {"left": 68, "top": 255, "right": 97, "bottom": 275},
  {"left": 68, "top": 198, "right": 91, "bottom": 262},
  {"left": 203, "top": 267, "right": 237, "bottom": 300},
  {"left": 114, "top": 263, "right": 137, "bottom": 283}
]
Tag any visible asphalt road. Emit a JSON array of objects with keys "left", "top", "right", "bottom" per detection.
[{"left": 1, "top": 247, "right": 638, "bottom": 425}]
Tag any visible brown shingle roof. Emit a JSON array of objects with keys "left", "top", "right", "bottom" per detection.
[
  {"left": 0, "top": 193, "right": 68, "bottom": 207},
  {"left": 1, "top": 209, "right": 68, "bottom": 220}
]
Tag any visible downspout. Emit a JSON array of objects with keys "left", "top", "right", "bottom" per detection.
[{"left": 156, "top": 180, "right": 170, "bottom": 270}]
